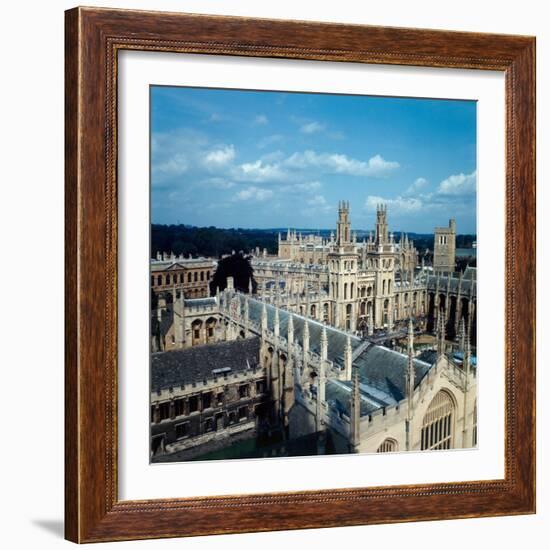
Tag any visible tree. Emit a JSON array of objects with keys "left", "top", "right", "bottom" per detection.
[{"left": 209, "top": 253, "right": 257, "bottom": 295}]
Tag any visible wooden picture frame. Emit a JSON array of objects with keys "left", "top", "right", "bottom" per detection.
[{"left": 65, "top": 6, "right": 536, "bottom": 543}]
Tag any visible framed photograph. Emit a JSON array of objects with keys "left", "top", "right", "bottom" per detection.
[{"left": 65, "top": 7, "right": 536, "bottom": 543}]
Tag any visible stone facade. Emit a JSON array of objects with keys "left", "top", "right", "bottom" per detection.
[
  {"left": 149, "top": 201, "right": 477, "bottom": 460},
  {"left": 150, "top": 288, "right": 477, "bottom": 459},
  {"left": 433, "top": 219, "right": 456, "bottom": 274}
]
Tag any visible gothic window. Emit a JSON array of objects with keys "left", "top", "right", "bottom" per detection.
[
  {"left": 377, "top": 438, "right": 398, "bottom": 453},
  {"left": 202, "top": 392, "right": 212, "bottom": 409},
  {"left": 350, "top": 282, "right": 354, "bottom": 299},
  {"left": 388, "top": 280, "right": 392, "bottom": 294},
  {"left": 421, "top": 390, "right": 455, "bottom": 450},
  {"left": 189, "top": 396, "right": 198, "bottom": 413},
  {"left": 175, "top": 422, "right": 189, "bottom": 439},
  {"left": 174, "top": 399, "right": 184, "bottom": 417},
  {"left": 344, "top": 283, "right": 348, "bottom": 300},
  {"left": 382, "top": 280, "right": 386, "bottom": 295},
  {"left": 158, "top": 402, "right": 170, "bottom": 421},
  {"left": 204, "top": 418, "right": 214, "bottom": 432}
]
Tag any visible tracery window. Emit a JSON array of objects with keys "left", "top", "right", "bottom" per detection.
[
  {"left": 421, "top": 390, "right": 455, "bottom": 450},
  {"left": 377, "top": 438, "right": 398, "bottom": 453}
]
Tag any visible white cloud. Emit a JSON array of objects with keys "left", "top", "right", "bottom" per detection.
[
  {"left": 437, "top": 170, "right": 477, "bottom": 196},
  {"left": 296, "top": 181, "right": 322, "bottom": 192},
  {"left": 365, "top": 195, "right": 423, "bottom": 213},
  {"left": 300, "top": 121, "right": 325, "bottom": 134},
  {"left": 257, "top": 134, "right": 283, "bottom": 149},
  {"left": 285, "top": 150, "right": 399, "bottom": 177},
  {"left": 154, "top": 153, "right": 188, "bottom": 177},
  {"left": 203, "top": 177, "right": 235, "bottom": 189},
  {"left": 204, "top": 145, "right": 235, "bottom": 166},
  {"left": 234, "top": 186, "right": 274, "bottom": 202},
  {"left": 234, "top": 159, "right": 286, "bottom": 182},
  {"left": 406, "top": 177, "right": 429, "bottom": 194},
  {"left": 254, "top": 114, "right": 269, "bottom": 125}
]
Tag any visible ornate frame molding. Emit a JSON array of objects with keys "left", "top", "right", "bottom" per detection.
[{"left": 65, "top": 7, "right": 535, "bottom": 543}]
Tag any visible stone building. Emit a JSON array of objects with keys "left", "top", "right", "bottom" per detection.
[
  {"left": 151, "top": 337, "right": 269, "bottom": 460},
  {"left": 150, "top": 287, "right": 477, "bottom": 459},
  {"left": 149, "top": 200, "right": 477, "bottom": 460},
  {"left": 151, "top": 253, "right": 215, "bottom": 299},
  {"left": 433, "top": 219, "right": 456, "bottom": 274}
]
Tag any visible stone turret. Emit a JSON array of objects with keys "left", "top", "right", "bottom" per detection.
[
  {"left": 349, "top": 365, "right": 361, "bottom": 453},
  {"left": 344, "top": 335, "right": 352, "bottom": 379}
]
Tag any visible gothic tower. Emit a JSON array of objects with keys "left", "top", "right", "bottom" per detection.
[
  {"left": 328, "top": 200, "right": 359, "bottom": 331},
  {"left": 372, "top": 204, "right": 396, "bottom": 329}
]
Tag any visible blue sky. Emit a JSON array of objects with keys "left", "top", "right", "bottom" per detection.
[{"left": 151, "top": 86, "right": 477, "bottom": 234}]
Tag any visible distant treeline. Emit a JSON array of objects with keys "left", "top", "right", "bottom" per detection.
[
  {"left": 151, "top": 224, "right": 278, "bottom": 259},
  {"left": 151, "top": 224, "right": 477, "bottom": 259}
]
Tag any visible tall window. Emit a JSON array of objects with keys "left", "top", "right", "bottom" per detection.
[
  {"left": 377, "top": 438, "right": 398, "bottom": 453},
  {"left": 421, "top": 390, "right": 455, "bottom": 450}
]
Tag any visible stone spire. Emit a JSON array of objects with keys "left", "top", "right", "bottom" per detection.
[
  {"left": 287, "top": 313, "right": 294, "bottom": 347},
  {"left": 437, "top": 309, "right": 445, "bottom": 356},
  {"left": 349, "top": 364, "right": 361, "bottom": 453},
  {"left": 406, "top": 318, "right": 415, "bottom": 405},
  {"left": 320, "top": 326, "right": 328, "bottom": 361},
  {"left": 261, "top": 302, "right": 268, "bottom": 335},
  {"left": 368, "top": 307, "right": 374, "bottom": 336},
  {"left": 303, "top": 319, "right": 310, "bottom": 362},
  {"left": 344, "top": 334, "right": 352, "bottom": 379},
  {"left": 274, "top": 306, "right": 280, "bottom": 339}
]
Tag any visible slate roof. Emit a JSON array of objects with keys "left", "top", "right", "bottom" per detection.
[
  {"left": 151, "top": 337, "right": 261, "bottom": 391},
  {"left": 427, "top": 274, "right": 476, "bottom": 296},
  {"left": 244, "top": 297, "right": 433, "bottom": 417},
  {"left": 326, "top": 346, "right": 432, "bottom": 417},
  {"left": 245, "top": 298, "right": 363, "bottom": 368}
]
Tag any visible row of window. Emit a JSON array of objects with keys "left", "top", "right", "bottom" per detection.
[
  {"left": 152, "top": 382, "right": 265, "bottom": 423},
  {"left": 174, "top": 406, "right": 250, "bottom": 439},
  {"left": 152, "top": 270, "right": 211, "bottom": 287}
]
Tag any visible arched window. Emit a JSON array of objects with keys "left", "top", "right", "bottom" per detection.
[
  {"left": 200, "top": 271, "right": 204, "bottom": 281},
  {"left": 157, "top": 275, "right": 162, "bottom": 286},
  {"left": 179, "top": 273, "right": 184, "bottom": 283},
  {"left": 344, "top": 283, "right": 348, "bottom": 300},
  {"left": 421, "top": 390, "right": 455, "bottom": 450},
  {"left": 360, "top": 302, "right": 366, "bottom": 315},
  {"left": 194, "top": 272, "right": 198, "bottom": 282},
  {"left": 165, "top": 274, "right": 171, "bottom": 285},
  {"left": 377, "top": 438, "right": 398, "bottom": 453},
  {"left": 382, "top": 280, "right": 386, "bottom": 295},
  {"left": 350, "top": 282, "right": 354, "bottom": 299},
  {"left": 187, "top": 273, "right": 192, "bottom": 283}
]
